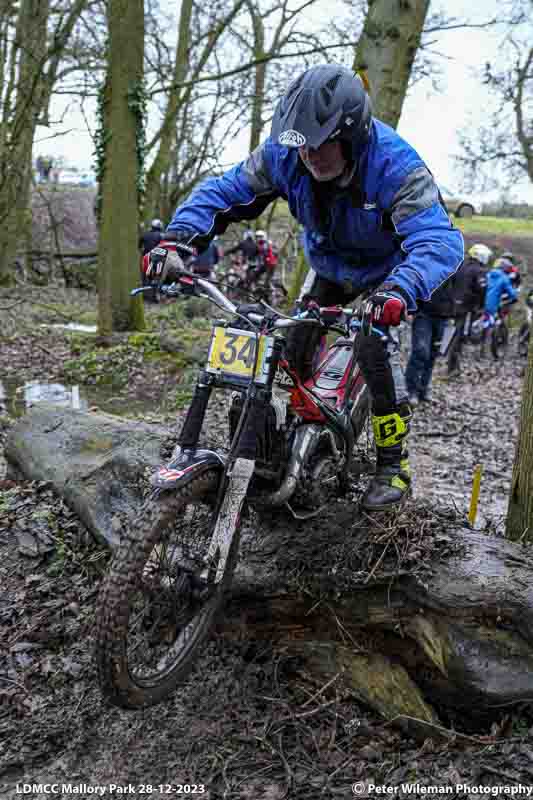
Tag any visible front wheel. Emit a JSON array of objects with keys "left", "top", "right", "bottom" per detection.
[
  {"left": 490, "top": 321, "right": 509, "bottom": 360},
  {"left": 270, "top": 281, "right": 288, "bottom": 307},
  {"left": 95, "top": 469, "right": 240, "bottom": 708}
]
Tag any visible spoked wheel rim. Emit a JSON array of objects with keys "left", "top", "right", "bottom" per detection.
[{"left": 124, "top": 497, "right": 223, "bottom": 687}]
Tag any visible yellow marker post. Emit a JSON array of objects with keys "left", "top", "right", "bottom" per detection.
[
  {"left": 468, "top": 464, "right": 483, "bottom": 526},
  {"left": 357, "top": 69, "right": 372, "bottom": 94}
]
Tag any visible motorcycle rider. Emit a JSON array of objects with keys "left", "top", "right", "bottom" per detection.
[
  {"left": 189, "top": 236, "right": 222, "bottom": 279},
  {"left": 245, "top": 229, "right": 278, "bottom": 288},
  {"left": 150, "top": 64, "right": 464, "bottom": 511},
  {"left": 447, "top": 243, "right": 492, "bottom": 374},
  {"left": 484, "top": 257, "right": 519, "bottom": 323},
  {"left": 139, "top": 219, "right": 166, "bottom": 302},
  {"left": 405, "top": 276, "right": 455, "bottom": 407},
  {"left": 139, "top": 218, "right": 164, "bottom": 256},
  {"left": 226, "top": 229, "right": 259, "bottom": 264}
]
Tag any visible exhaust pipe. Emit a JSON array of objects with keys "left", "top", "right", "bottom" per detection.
[{"left": 259, "top": 424, "right": 325, "bottom": 507}]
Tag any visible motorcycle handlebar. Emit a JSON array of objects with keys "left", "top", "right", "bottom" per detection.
[{"left": 132, "top": 278, "right": 360, "bottom": 333}]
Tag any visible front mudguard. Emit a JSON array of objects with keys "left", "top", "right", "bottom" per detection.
[{"left": 150, "top": 446, "right": 226, "bottom": 489}]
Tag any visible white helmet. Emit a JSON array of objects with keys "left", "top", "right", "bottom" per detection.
[
  {"left": 256, "top": 229, "right": 267, "bottom": 240},
  {"left": 151, "top": 218, "right": 164, "bottom": 231},
  {"left": 468, "top": 243, "right": 493, "bottom": 266}
]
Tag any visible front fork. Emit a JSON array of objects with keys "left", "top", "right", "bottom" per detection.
[
  {"left": 178, "top": 370, "right": 272, "bottom": 460},
  {"left": 178, "top": 370, "right": 213, "bottom": 450},
  {"left": 178, "top": 371, "right": 272, "bottom": 581}
]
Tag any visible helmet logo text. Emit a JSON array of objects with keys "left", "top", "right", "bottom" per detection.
[{"left": 279, "top": 129, "right": 306, "bottom": 147}]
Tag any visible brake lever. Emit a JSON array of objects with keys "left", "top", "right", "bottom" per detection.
[{"left": 131, "top": 285, "right": 158, "bottom": 297}]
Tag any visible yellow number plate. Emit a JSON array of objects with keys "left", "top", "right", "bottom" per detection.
[{"left": 207, "top": 326, "right": 269, "bottom": 380}]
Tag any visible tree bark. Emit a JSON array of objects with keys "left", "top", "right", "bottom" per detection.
[
  {"left": 506, "top": 338, "right": 533, "bottom": 540},
  {"left": 142, "top": 0, "right": 193, "bottom": 221},
  {"left": 514, "top": 46, "right": 533, "bottom": 184},
  {"left": 5, "top": 403, "right": 170, "bottom": 549},
  {"left": 353, "top": 0, "right": 430, "bottom": 128},
  {"left": 506, "top": 45, "right": 533, "bottom": 540},
  {"left": 97, "top": 0, "right": 145, "bottom": 334},
  {"left": 0, "top": 0, "right": 49, "bottom": 283},
  {"left": 286, "top": 246, "right": 308, "bottom": 307},
  {"left": 247, "top": 1, "right": 266, "bottom": 153},
  {"left": 143, "top": 0, "right": 246, "bottom": 221},
  {"left": 0, "top": 0, "right": 88, "bottom": 284}
]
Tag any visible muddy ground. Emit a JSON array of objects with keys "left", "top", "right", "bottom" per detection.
[{"left": 1, "top": 286, "right": 533, "bottom": 798}]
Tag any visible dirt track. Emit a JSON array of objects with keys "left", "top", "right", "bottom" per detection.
[{"left": 1, "top": 290, "right": 533, "bottom": 798}]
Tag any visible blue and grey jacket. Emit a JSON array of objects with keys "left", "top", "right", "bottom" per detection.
[
  {"left": 484, "top": 269, "right": 518, "bottom": 315},
  {"left": 168, "top": 119, "right": 464, "bottom": 311}
]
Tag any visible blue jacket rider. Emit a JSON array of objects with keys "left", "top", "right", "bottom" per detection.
[
  {"left": 484, "top": 265, "right": 518, "bottom": 317},
  {"left": 164, "top": 64, "right": 464, "bottom": 512}
]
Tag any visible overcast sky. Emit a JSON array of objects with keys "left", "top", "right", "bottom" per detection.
[{"left": 34, "top": 0, "right": 533, "bottom": 204}]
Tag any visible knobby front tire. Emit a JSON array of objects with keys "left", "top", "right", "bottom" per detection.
[{"left": 94, "top": 469, "right": 240, "bottom": 709}]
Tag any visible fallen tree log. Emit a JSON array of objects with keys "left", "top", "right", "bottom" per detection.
[
  {"left": 5, "top": 403, "right": 170, "bottom": 548},
  {"left": 6, "top": 404, "right": 533, "bottom": 727}
]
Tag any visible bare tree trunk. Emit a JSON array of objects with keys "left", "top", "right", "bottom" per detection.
[
  {"left": 0, "top": 0, "right": 49, "bottom": 283},
  {"left": 0, "top": 0, "right": 87, "bottom": 284},
  {"left": 286, "top": 246, "right": 308, "bottom": 308},
  {"left": 353, "top": 0, "right": 430, "bottom": 129},
  {"left": 97, "top": 0, "right": 144, "bottom": 334},
  {"left": 143, "top": 0, "right": 246, "bottom": 221},
  {"left": 514, "top": 46, "right": 533, "bottom": 183},
  {"left": 248, "top": 2, "right": 266, "bottom": 153},
  {"left": 506, "top": 343, "right": 533, "bottom": 541},
  {"left": 143, "top": 0, "right": 193, "bottom": 220}
]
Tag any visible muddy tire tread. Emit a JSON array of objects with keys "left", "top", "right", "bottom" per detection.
[{"left": 94, "top": 469, "right": 222, "bottom": 709}]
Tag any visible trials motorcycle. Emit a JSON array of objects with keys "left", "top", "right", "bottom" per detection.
[{"left": 95, "top": 250, "right": 378, "bottom": 708}]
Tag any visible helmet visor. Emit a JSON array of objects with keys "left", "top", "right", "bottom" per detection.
[{"left": 272, "top": 91, "right": 343, "bottom": 150}]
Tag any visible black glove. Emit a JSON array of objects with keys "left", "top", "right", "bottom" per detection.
[
  {"left": 360, "top": 283, "right": 409, "bottom": 335},
  {"left": 145, "top": 246, "right": 185, "bottom": 283}
]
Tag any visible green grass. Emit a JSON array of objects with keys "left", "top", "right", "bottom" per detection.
[
  {"left": 267, "top": 202, "right": 532, "bottom": 237},
  {"left": 455, "top": 216, "right": 532, "bottom": 236}
]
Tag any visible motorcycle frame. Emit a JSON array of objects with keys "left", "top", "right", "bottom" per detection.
[
  {"left": 175, "top": 327, "right": 364, "bottom": 480},
  {"left": 154, "top": 316, "right": 368, "bottom": 505}
]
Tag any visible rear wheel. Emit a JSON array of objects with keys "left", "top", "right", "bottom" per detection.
[
  {"left": 490, "top": 320, "right": 509, "bottom": 360},
  {"left": 518, "top": 322, "right": 530, "bottom": 358},
  {"left": 350, "top": 383, "right": 374, "bottom": 477},
  {"left": 447, "top": 331, "right": 462, "bottom": 376},
  {"left": 95, "top": 469, "right": 240, "bottom": 708},
  {"left": 456, "top": 204, "right": 474, "bottom": 219}
]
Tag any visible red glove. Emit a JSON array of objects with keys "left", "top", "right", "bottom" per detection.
[{"left": 361, "top": 284, "right": 408, "bottom": 335}]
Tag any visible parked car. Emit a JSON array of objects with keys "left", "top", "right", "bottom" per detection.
[
  {"left": 439, "top": 185, "right": 479, "bottom": 218},
  {"left": 57, "top": 168, "right": 96, "bottom": 187}
]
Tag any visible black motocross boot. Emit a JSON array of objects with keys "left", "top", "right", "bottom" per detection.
[{"left": 361, "top": 408, "right": 411, "bottom": 512}]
